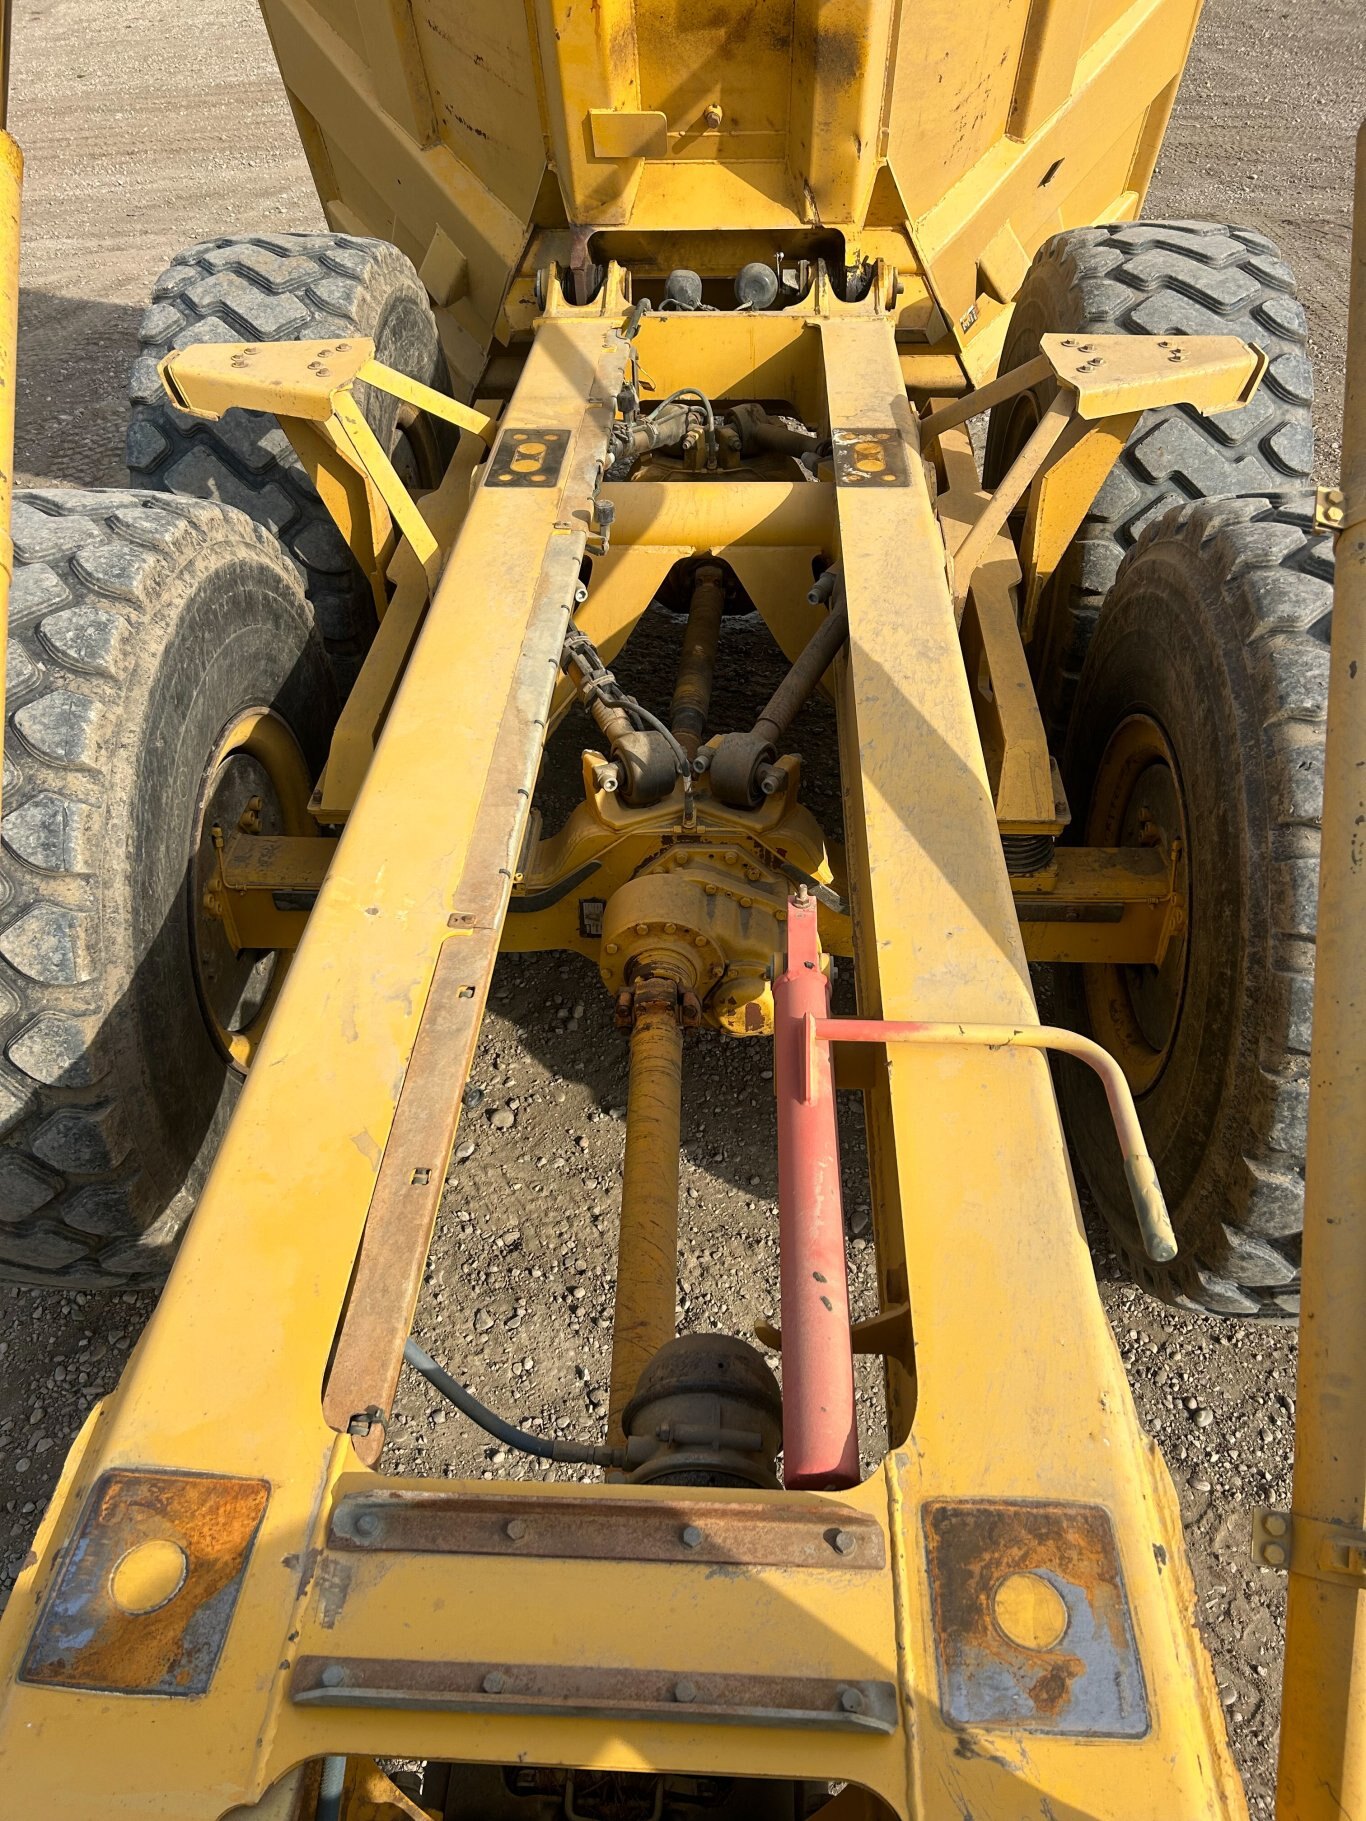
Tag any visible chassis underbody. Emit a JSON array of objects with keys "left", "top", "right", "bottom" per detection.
[{"left": 0, "top": 263, "right": 1279, "bottom": 1821}]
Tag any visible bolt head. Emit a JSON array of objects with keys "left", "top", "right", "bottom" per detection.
[
  {"left": 505, "top": 1518, "right": 528, "bottom": 1541},
  {"left": 321, "top": 1665, "right": 347, "bottom": 1688},
  {"left": 674, "top": 1678, "right": 699, "bottom": 1703},
  {"left": 680, "top": 1524, "right": 703, "bottom": 1549},
  {"left": 1263, "top": 1542, "right": 1287, "bottom": 1568},
  {"left": 483, "top": 1671, "right": 507, "bottom": 1695},
  {"left": 832, "top": 1529, "right": 858, "bottom": 1556},
  {"left": 1263, "top": 1513, "right": 1288, "bottom": 1539},
  {"left": 839, "top": 1686, "right": 864, "bottom": 1714}
]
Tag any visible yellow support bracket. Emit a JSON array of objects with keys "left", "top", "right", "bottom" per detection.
[
  {"left": 934, "top": 420, "right": 1064, "bottom": 836},
  {"left": 921, "top": 332, "right": 1267, "bottom": 631},
  {"left": 158, "top": 338, "right": 499, "bottom": 607}
]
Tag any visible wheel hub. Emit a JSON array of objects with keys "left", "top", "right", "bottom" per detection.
[
  {"left": 190, "top": 708, "right": 313, "bottom": 1073},
  {"left": 1082, "top": 713, "right": 1190, "bottom": 1092}
]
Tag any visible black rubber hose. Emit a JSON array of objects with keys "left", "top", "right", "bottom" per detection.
[{"left": 404, "top": 1338, "right": 623, "bottom": 1467}]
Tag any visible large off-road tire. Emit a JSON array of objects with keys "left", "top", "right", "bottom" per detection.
[
  {"left": 984, "top": 222, "right": 1315, "bottom": 743},
  {"left": 1057, "top": 497, "right": 1331, "bottom": 1317},
  {"left": 127, "top": 232, "right": 449, "bottom": 685},
  {"left": 0, "top": 489, "right": 337, "bottom": 1287}
]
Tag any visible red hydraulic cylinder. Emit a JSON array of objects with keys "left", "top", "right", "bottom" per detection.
[{"left": 773, "top": 889, "right": 859, "bottom": 1489}]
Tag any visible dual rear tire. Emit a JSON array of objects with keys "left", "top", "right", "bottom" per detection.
[
  {"left": 989, "top": 222, "right": 1328, "bottom": 1316},
  {"left": 0, "top": 492, "right": 333, "bottom": 1284},
  {"left": 1056, "top": 499, "right": 1331, "bottom": 1315},
  {"left": 0, "top": 232, "right": 448, "bottom": 1285}
]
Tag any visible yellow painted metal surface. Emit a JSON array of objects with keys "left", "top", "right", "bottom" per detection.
[
  {"left": 1015, "top": 847, "right": 1180, "bottom": 967},
  {"left": 0, "top": 0, "right": 1315, "bottom": 1809},
  {"left": 0, "top": 274, "right": 1251, "bottom": 1819},
  {"left": 933, "top": 422, "right": 1060, "bottom": 834},
  {"left": 927, "top": 331, "right": 1264, "bottom": 624},
  {"left": 162, "top": 337, "right": 499, "bottom": 610},
  {"left": 1274, "top": 118, "right": 1366, "bottom": 1821},
  {"left": 314, "top": 419, "right": 487, "bottom": 821},
  {"left": 1041, "top": 329, "right": 1264, "bottom": 419},
  {"left": 256, "top": 0, "right": 1203, "bottom": 386}
]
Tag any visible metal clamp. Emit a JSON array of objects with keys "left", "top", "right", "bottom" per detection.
[{"left": 1252, "top": 1509, "right": 1366, "bottom": 1586}]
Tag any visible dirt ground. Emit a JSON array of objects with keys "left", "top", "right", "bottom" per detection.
[{"left": 0, "top": 0, "right": 1362, "bottom": 1810}]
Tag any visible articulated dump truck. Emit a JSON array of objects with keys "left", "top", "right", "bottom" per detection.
[{"left": 0, "top": 2, "right": 1362, "bottom": 1817}]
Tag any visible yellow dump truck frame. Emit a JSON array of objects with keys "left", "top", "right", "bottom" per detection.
[{"left": 0, "top": 5, "right": 1361, "bottom": 1820}]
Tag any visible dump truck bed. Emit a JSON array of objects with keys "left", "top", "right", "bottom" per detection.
[{"left": 259, "top": 0, "right": 1201, "bottom": 384}]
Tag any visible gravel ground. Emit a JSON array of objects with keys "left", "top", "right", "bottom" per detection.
[{"left": 0, "top": 0, "right": 1362, "bottom": 1809}]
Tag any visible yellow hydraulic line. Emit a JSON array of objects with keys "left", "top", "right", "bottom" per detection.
[
  {"left": 0, "top": 126, "right": 19, "bottom": 825},
  {"left": 809, "top": 1014, "right": 1176, "bottom": 1265},
  {"left": 606, "top": 994, "right": 685, "bottom": 1444},
  {"left": 1275, "top": 118, "right": 1366, "bottom": 1821}
]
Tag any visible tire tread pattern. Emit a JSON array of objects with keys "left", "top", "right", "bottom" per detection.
[
  {"left": 1100, "top": 495, "right": 1331, "bottom": 1318},
  {"left": 0, "top": 489, "right": 307, "bottom": 1287},
  {"left": 990, "top": 222, "right": 1315, "bottom": 741},
  {"left": 127, "top": 233, "right": 441, "bottom": 672}
]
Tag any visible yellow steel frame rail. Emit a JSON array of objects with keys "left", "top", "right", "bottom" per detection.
[
  {"left": 1271, "top": 119, "right": 1366, "bottom": 1821},
  {"left": 0, "top": 284, "right": 1253, "bottom": 1820}
]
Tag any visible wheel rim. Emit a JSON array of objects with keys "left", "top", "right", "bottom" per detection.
[
  {"left": 189, "top": 708, "right": 313, "bottom": 1075},
  {"left": 1082, "top": 713, "right": 1191, "bottom": 1094}
]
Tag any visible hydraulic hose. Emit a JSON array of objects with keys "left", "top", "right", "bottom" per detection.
[
  {"left": 405, "top": 1339, "right": 629, "bottom": 1467},
  {"left": 404, "top": 1338, "right": 762, "bottom": 1475}
]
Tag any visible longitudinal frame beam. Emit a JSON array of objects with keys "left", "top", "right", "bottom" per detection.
[{"left": 0, "top": 298, "right": 1245, "bottom": 1821}]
